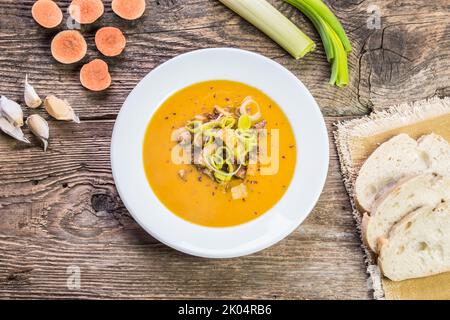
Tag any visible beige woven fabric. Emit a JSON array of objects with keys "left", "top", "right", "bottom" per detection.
[{"left": 334, "top": 97, "right": 450, "bottom": 300}]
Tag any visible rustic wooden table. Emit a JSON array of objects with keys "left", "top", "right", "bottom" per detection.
[{"left": 0, "top": 0, "right": 448, "bottom": 299}]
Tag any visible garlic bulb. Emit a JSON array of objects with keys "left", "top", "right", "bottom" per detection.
[
  {"left": 0, "top": 116, "right": 30, "bottom": 143},
  {"left": 0, "top": 95, "right": 24, "bottom": 127},
  {"left": 24, "top": 75, "right": 42, "bottom": 108},
  {"left": 26, "top": 114, "right": 49, "bottom": 151},
  {"left": 44, "top": 95, "right": 80, "bottom": 123}
]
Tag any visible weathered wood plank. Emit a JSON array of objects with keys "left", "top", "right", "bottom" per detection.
[
  {"left": 0, "top": 118, "right": 370, "bottom": 299},
  {"left": 0, "top": 1, "right": 448, "bottom": 118}
]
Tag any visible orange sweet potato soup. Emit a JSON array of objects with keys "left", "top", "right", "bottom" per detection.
[{"left": 143, "top": 80, "right": 296, "bottom": 227}]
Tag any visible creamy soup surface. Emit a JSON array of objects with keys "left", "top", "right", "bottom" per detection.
[{"left": 143, "top": 80, "right": 296, "bottom": 227}]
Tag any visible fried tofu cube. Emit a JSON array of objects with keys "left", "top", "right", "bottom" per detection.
[{"left": 231, "top": 183, "right": 248, "bottom": 200}]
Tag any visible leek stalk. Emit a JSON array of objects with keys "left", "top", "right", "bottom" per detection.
[
  {"left": 219, "top": 0, "right": 315, "bottom": 59},
  {"left": 285, "top": 0, "right": 351, "bottom": 86},
  {"left": 301, "top": 0, "right": 352, "bottom": 52},
  {"left": 284, "top": 0, "right": 334, "bottom": 62}
]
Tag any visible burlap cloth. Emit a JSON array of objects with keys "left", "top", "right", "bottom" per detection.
[{"left": 334, "top": 97, "right": 450, "bottom": 300}]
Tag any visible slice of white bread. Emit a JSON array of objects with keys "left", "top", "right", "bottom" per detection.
[
  {"left": 355, "top": 133, "right": 450, "bottom": 212},
  {"left": 378, "top": 202, "right": 450, "bottom": 281},
  {"left": 363, "top": 173, "right": 450, "bottom": 253}
]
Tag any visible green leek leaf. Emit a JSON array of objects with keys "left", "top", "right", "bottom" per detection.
[{"left": 301, "top": 0, "right": 352, "bottom": 52}]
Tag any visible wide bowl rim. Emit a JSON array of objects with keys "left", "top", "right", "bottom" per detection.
[{"left": 111, "top": 48, "right": 329, "bottom": 258}]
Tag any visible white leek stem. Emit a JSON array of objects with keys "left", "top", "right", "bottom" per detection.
[{"left": 220, "top": 0, "right": 315, "bottom": 59}]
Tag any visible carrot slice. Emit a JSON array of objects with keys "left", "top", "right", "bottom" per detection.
[
  {"left": 51, "top": 30, "right": 87, "bottom": 64},
  {"left": 112, "top": 0, "right": 146, "bottom": 20},
  {"left": 80, "top": 59, "right": 112, "bottom": 91},
  {"left": 95, "top": 27, "right": 126, "bottom": 57},
  {"left": 32, "top": 0, "right": 63, "bottom": 29},
  {"left": 69, "top": 0, "right": 104, "bottom": 24}
]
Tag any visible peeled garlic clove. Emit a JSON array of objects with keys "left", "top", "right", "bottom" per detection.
[
  {"left": 24, "top": 75, "right": 42, "bottom": 109},
  {"left": 44, "top": 95, "right": 80, "bottom": 123},
  {"left": 0, "top": 95, "right": 24, "bottom": 127},
  {"left": 26, "top": 114, "right": 49, "bottom": 151},
  {"left": 0, "top": 116, "right": 30, "bottom": 143}
]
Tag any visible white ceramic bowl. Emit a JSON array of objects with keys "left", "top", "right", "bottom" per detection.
[{"left": 111, "top": 48, "right": 329, "bottom": 258}]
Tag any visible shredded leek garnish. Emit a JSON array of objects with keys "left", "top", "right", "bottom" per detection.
[
  {"left": 219, "top": 0, "right": 315, "bottom": 59},
  {"left": 186, "top": 120, "right": 202, "bottom": 133},
  {"left": 182, "top": 97, "right": 264, "bottom": 184},
  {"left": 193, "top": 132, "right": 203, "bottom": 147},
  {"left": 238, "top": 114, "right": 252, "bottom": 131},
  {"left": 239, "top": 96, "right": 262, "bottom": 122},
  {"left": 220, "top": 117, "right": 236, "bottom": 129},
  {"left": 202, "top": 121, "right": 219, "bottom": 131}
]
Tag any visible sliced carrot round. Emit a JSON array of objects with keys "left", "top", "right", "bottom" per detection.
[
  {"left": 112, "top": 0, "right": 146, "bottom": 20},
  {"left": 69, "top": 0, "right": 104, "bottom": 24},
  {"left": 95, "top": 27, "right": 126, "bottom": 57},
  {"left": 32, "top": 0, "right": 63, "bottom": 28},
  {"left": 51, "top": 30, "right": 87, "bottom": 64},
  {"left": 80, "top": 59, "right": 112, "bottom": 91}
]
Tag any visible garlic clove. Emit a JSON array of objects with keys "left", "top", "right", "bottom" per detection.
[
  {"left": 0, "top": 96, "right": 24, "bottom": 127},
  {"left": 44, "top": 95, "right": 80, "bottom": 123},
  {"left": 24, "top": 75, "right": 42, "bottom": 109},
  {"left": 26, "top": 114, "right": 49, "bottom": 151},
  {"left": 0, "top": 116, "right": 30, "bottom": 143}
]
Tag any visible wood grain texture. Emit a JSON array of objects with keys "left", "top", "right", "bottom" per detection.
[{"left": 0, "top": 0, "right": 448, "bottom": 299}]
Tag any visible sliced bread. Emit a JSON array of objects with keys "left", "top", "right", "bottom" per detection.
[
  {"left": 355, "top": 133, "right": 450, "bottom": 212},
  {"left": 363, "top": 173, "right": 450, "bottom": 253},
  {"left": 378, "top": 202, "right": 450, "bottom": 281}
]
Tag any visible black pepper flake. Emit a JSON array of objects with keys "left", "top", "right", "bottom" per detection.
[
  {"left": 198, "top": 176, "right": 203, "bottom": 182},
  {"left": 172, "top": 112, "right": 176, "bottom": 116},
  {"left": 212, "top": 192, "right": 215, "bottom": 196},
  {"left": 225, "top": 97, "right": 230, "bottom": 101},
  {"left": 289, "top": 145, "right": 295, "bottom": 149},
  {"left": 164, "top": 116, "right": 169, "bottom": 120},
  {"left": 242, "top": 198, "right": 246, "bottom": 202},
  {"left": 282, "top": 155, "right": 286, "bottom": 159},
  {"left": 282, "top": 185, "right": 286, "bottom": 188}
]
